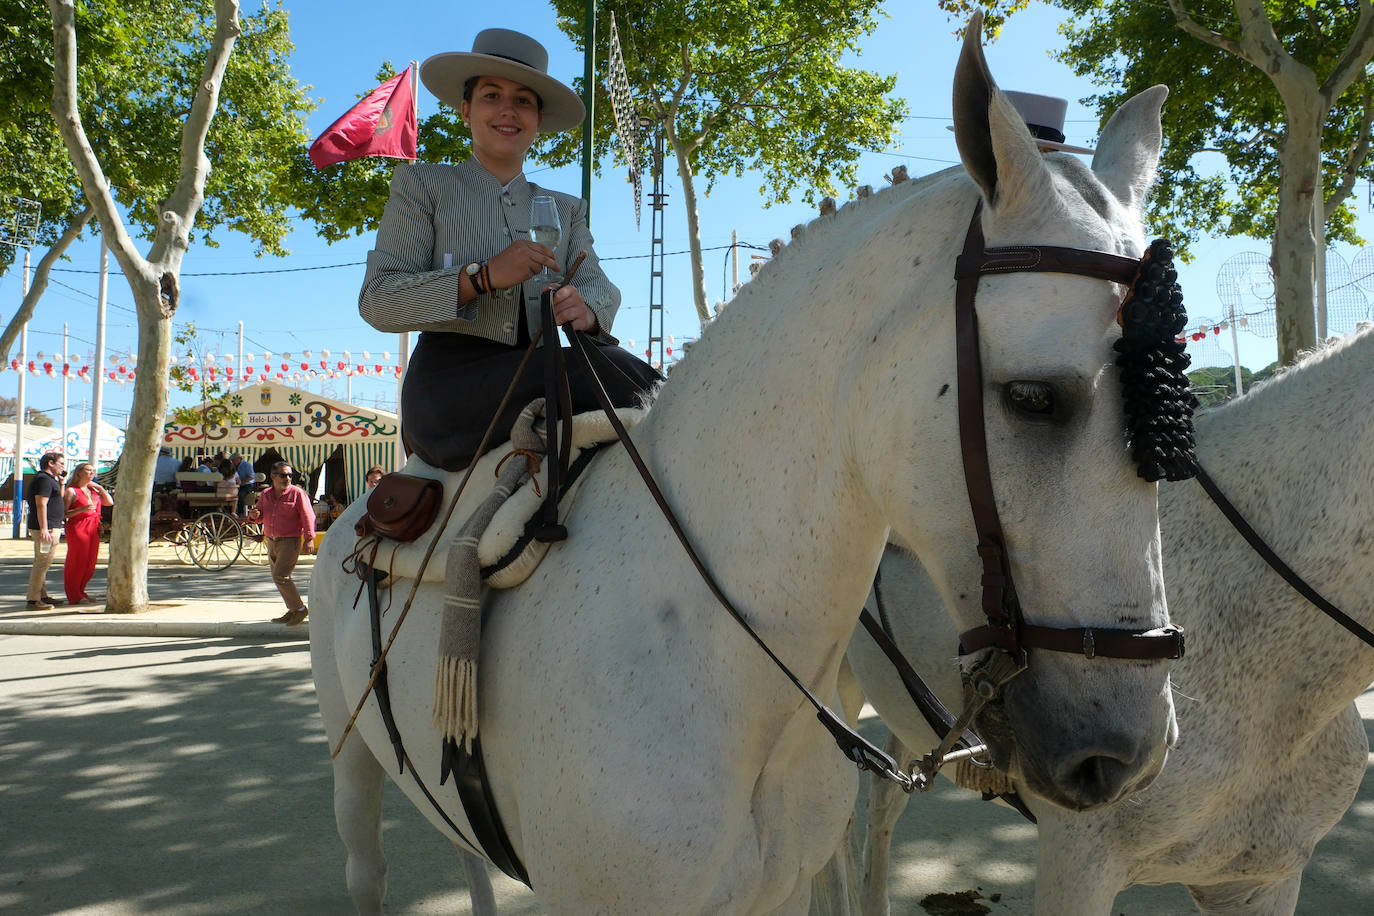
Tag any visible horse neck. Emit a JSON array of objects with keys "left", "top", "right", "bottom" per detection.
[
  {"left": 1176, "top": 332, "right": 1374, "bottom": 731},
  {"left": 630, "top": 176, "right": 963, "bottom": 661}
]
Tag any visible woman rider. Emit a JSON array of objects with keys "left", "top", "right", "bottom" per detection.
[{"left": 358, "top": 28, "right": 660, "bottom": 470}]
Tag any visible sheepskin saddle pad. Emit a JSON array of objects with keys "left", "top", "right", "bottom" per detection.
[{"left": 352, "top": 400, "right": 647, "bottom": 590}]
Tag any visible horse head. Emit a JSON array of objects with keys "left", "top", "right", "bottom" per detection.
[{"left": 869, "top": 15, "right": 1179, "bottom": 811}]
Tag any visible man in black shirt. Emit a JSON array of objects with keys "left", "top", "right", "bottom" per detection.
[{"left": 26, "top": 452, "right": 67, "bottom": 610}]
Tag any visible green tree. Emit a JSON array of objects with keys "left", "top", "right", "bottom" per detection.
[
  {"left": 0, "top": 397, "right": 55, "bottom": 426},
  {"left": 962, "top": 0, "right": 1374, "bottom": 365},
  {"left": 41, "top": 0, "right": 316, "bottom": 611},
  {"left": 544, "top": 0, "right": 908, "bottom": 326},
  {"left": 1, "top": 0, "right": 319, "bottom": 361},
  {"left": 166, "top": 323, "right": 244, "bottom": 429}
]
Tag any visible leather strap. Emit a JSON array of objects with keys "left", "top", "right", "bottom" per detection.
[
  {"left": 564, "top": 330, "right": 917, "bottom": 791},
  {"left": 953, "top": 202, "right": 1184, "bottom": 662},
  {"left": 367, "top": 567, "right": 406, "bottom": 772},
  {"left": 537, "top": 288, "right": 572, "bottom": 543},
  {"left": 358, "top": 564, "right": 488, "bottom": 866},
  {"left": 954, "top": 205, "right": 1024, "bottom": 657},
  {"left": 959, "top": 620, "right": 1185, "bottom": 659},
  {"left": 863, "top": 577, "right": 1038, "bottom": 824},
  {"left": 956, "top": 243, "right": 1140, "bottom": 285},
  {"left": 1196, "top": 463, "right": 1374, "bottom": 648}
]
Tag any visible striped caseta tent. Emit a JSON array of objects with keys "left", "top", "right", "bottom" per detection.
[{"left": 161, "top": 382, "right": 398, "bottom": 503}]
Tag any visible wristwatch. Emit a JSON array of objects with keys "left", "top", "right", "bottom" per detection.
[{"left": 463, "top": 260, "right": 488, "bottom": 295}]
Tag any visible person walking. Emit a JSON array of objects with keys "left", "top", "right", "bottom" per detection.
[
  {"left": 230, "top": 453, "right": 256, "bottom": 517},
  {"left": 25, "top": 452, "right": 66, "bottom": 610},
  {"left": 62, "top": 462, "right": 112, "bottom": 606},
  {"left": 247, "top": 460, "right": 315, "bottom": 626}
]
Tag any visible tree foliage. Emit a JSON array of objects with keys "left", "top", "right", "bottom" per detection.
[
  {"left": 961, "top": 0, "right": 1374, "bottom": 364},
  {"left": 1045, "top": 1, "right": 1371, "bottom": 249},
  {"left": 0, "top": 0, "right": 319, "bottom": 358},
  {"left": 40, "top": 0, "right": 318, "bottom": 611},
  {"left": 0, "top": 397, "right": 55, "bottom": 426},
  {"left": 543, "top": 0, "right": 908, "bottom": 324}
]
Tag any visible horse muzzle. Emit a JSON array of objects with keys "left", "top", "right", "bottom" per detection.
[{"left": 974, "top": 667, "right": 1173, "bottom": 811}]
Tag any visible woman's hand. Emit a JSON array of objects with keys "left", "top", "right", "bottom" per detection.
[
  {"left": 485, "top": 240, "right": 560, "bottom": 291},
  {"left": 550, "top": 284, "right": 598, "bottom": 332}
]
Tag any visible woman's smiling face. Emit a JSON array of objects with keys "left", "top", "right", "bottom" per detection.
[{"left": 461, "top": 75, "right": 544, "bottom": 162}]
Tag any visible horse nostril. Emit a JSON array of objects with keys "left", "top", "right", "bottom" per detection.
[{"left": 1060, "top": 752, "right": 1133, "bottom": 809}]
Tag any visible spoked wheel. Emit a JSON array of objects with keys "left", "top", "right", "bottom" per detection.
[
  {"left": 241, "top": 521, "right": 269, "bottom": 566},
  {"left": 188, "top": 511, "right": 243, "bottom": 571},
  {"left": 164, "top": 527, "right": 197, "bottom": 565}
]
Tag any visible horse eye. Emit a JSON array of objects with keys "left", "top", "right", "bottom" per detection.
[{"left": 1006, "top": 380, "right": 1056, "bottom": 416}]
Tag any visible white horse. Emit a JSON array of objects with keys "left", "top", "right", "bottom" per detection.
[
  {"left": 849, "top": 326, "right": 1374, "bottom": 914},
  {"left": 310, "top": 18, "right": 1180, "bottom": 914}
]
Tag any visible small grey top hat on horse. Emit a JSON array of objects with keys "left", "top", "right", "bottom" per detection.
[
  {"left": 950, "top": 89, "right": 1095, "bottom": 154},
  {"left": 420, "top": 28, "right": 585, "bottom": 132}
]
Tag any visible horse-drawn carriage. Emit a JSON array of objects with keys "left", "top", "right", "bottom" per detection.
[{"left": 149, "top": 470, "right": 267, "bottom": 570}]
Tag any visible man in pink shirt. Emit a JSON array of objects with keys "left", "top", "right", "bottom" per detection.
[{"left": 247, "top": 460, "right": 316, "bottom": 626}]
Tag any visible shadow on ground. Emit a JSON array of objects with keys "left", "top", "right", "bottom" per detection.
[{"left": 0, "top": 637, "right": 538, "bottom": 915}]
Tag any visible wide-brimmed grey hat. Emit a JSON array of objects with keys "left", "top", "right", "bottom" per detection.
[
  {"left": 421, "top": 29, "right": 585, "bottom": 133},
  {"left": 948, "top": 89, "right": 1095, "bottom": 155}
]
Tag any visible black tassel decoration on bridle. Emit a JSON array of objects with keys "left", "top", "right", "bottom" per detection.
[{"left": 1114, "top": 239, "right": 1198, "bottom": 483}]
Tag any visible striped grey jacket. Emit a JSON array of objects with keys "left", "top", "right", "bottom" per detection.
[{"left": 358, "top": 157, "right": 620, "bottom": 345}]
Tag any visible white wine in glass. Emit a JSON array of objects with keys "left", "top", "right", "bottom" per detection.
[{"left": 530, "top": 195, "right": 561, "bottom": 283}]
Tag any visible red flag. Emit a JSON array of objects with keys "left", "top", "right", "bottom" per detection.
[{"left": 308, "top": 68, "right": 418, "bottom": 168}]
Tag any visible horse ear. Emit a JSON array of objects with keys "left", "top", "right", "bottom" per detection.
[
  {"left": 1091, "top": 85, "right": 1168, "bottom": 213},
  {"left": 953, "top": 13, "right": 1054, "bottom": 211},
  {"left": 952, "top": 13, "right": 997, "bottom": 200}
]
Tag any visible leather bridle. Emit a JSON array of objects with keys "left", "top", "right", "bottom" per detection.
[
  {"left": 953, "top": 203, "right": 1185, "bottom": 665},
  {"left": 547, "top": 202, "right": 1185, "bottom": 792}
]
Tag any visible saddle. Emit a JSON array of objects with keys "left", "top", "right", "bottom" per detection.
[{"left": 344, "top": 400, "right": 649, "bottom": 590}]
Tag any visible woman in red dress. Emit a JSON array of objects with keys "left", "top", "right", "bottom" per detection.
[{"left": 62, "top": 462, "right": 113, "bottom": 606}]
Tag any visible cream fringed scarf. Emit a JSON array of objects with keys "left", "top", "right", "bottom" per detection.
[{"left": 433, "top": 399, "right": 547, "bottom": 752}]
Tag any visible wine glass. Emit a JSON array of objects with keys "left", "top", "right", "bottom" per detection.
[{"left": 529, "top": 195, "right": 561, "bottom": 285}]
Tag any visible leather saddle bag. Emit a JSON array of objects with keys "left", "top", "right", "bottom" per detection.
[{"left": 354, "top": 473, "right": 443, "bottom": 543}]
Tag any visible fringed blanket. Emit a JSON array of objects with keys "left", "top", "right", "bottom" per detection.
[{"left": 427, "top": 398, "right": 647, "bottom": 752}]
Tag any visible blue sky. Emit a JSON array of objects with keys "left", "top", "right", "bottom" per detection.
[{"left": 4, "top": 0, "right": 1369, "bottom": 428}]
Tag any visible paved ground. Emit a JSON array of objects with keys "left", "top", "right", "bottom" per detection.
[{"left": 0, "top": 537, "right": 1370, "bottom": 914}]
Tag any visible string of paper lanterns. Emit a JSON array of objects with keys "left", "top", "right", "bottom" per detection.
[
  {"left": 1177, "top": 317, "right": 1248, "bottom": 343},
  {"left": 1, "top": 348, "right": 404, "bottom": 384}
]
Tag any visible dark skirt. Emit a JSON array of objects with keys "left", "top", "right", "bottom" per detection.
[{"left": 402, "top": 331, "right": 663, "bottom": 471}]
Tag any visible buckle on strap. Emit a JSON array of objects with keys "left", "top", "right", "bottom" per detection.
[{"left": 814, "top": 706, "right": 916, "bottom": 793}]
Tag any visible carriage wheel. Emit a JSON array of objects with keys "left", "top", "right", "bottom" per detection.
[
  {"left": 240, "top": 521, "right": 269, "bottom": 566},
  {"left": 164, "top": 528, "right": 197, "bottom": 565},
  {"left": 188, "top": 511, "right": 243, "bottom": 571}
]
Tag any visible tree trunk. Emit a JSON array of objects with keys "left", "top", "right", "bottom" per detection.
[
  {"left": 667, "top": 136, "right": 713, "bottom": 328},
  {"left": 47, "top": 0, "right": 241, "bottom": 611},
  {"left": 1271, "top": 97, "right": 1324, "bottom": 365},
  {"left": 104, "top": 271, "right": 172, "bottom": 611}
]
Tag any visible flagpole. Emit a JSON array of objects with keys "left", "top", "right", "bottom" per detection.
[
  {"left": 388, "top": 61, "right": 420, "bottom": 470},
  {"left": 12, "top": 252, "right": 29, "bottom": 538},
  {"left": 89, "top": 237, "right": 108, "bottom": 469},
  {"left": 61, "top": 323, "right": 70, "bottom": 466},
  {"left": 581, "top": 2, "right": 596, "bottom": 226},
  {"left": 411, "top": 61, "right": 419, "bottom": 155}
]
